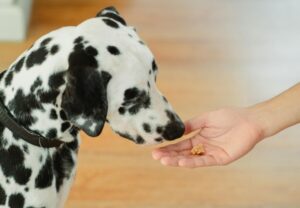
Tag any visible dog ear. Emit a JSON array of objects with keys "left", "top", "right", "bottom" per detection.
[
  {"left": 96, "top": 6, "right": 127, "bottom": 26},
  {"left": 62, "top": 47, "right": 111, "bottom": 137}
]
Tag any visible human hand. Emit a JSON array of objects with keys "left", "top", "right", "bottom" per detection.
[{"left": 152, "top": 108, "right": 264, "bottom": 168}]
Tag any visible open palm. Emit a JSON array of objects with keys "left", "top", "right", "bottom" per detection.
[{"left": 152, "top": 108, "right": 263, "bottom": 168}]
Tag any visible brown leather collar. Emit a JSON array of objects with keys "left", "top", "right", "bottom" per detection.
[{"left": 0, "top": 100, "right": 64, "bottom": 148}]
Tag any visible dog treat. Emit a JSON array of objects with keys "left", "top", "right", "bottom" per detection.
[{"left": 191, "top": 144, "right": 205, "bottom": 155}]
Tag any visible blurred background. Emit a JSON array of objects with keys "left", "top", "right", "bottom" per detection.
[{"left": 1, "top": 0, "right": 300, "bottom": 207}]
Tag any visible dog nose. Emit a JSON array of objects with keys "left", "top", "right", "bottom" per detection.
[{"left": 163, "top": 121, "right": 185, "bottom": 140}]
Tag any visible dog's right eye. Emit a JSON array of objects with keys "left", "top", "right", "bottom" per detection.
[{"left": 124, "top": 87, "right": 139, "bottom": 100}]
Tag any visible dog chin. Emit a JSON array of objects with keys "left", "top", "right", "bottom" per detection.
[{"left": 135, "top": 137, "right": 164, "bottom": 146}]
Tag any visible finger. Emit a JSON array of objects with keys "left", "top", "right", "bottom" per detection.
[
  {"left": 184, "top": 115, "right": 207, "bottom": 135},
  {"left": 152, "top": 149, "right": 180, "bottom": 160},
  {"left": 154, "top": 139, "right": 193, "bottom": 153},
  {"left": 160, "top": 155, "right": 188, "bottom": 167},
  {"left": 178, "top": 155, "right": 219, "bottom": 168}
]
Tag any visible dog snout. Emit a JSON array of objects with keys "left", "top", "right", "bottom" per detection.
[{"left": 162, "top": 121, "right": 185, "bottom": 140}]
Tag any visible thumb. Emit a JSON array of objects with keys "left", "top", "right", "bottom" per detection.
[{"left": 184, "top": 114, "right": 207, "bottom": 135}]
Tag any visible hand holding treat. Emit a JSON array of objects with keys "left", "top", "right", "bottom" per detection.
[
  {"left": 153, "top": 83, "right": 300, "bottom": 168},
  {"left": 152, "top": 108, "right": 265, "bottom": 168}
]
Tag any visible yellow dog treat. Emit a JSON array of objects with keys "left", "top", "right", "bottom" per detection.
[{"left": 191, "top": 144, "right": 205, "bottom": 155}]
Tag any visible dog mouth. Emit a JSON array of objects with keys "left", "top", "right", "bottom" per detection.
[
  {"left": 115, "top": 131, "right": 165, "bottom": 145},
  {"left": 154, "top": 137, "right": 163, "bottom": 143},
  {"left": 136, "top": 137, "right": 164, "bottom": 145}
]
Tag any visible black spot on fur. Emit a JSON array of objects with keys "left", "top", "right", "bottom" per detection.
[
  {"left": 128, "top": 106, "right": 138, "bottom": 114},
  {"left": 166, "top": 110, "right": 176, "bottom": 122},
  {"left": 5, "top": 70, "right": 13, "bottom": 86},
  {"left": 14, "top": 57, "right": 25, "bottom": 72},
  {"left": 120, "top": 88, "right": 151, "bottom": 115},
  {"left": 0, "top": 146, "right": 24, "bottom": 173},
  {"left": 147, "top": 82, "right": 150, "bottom": 88},
  {"left": 49, "top": 71, "right": 65, "bottom": 89},
  {"left": 38, "top": 90, "right": 58, "bottom": 103},
  {"left": 156, "top": 126, "right": 163, "bottom": 134},
  {"left": 50, "top": 109, "right": 58, "bottom": 119},
  {"left": 143, "top": 123, "right": 151, "bottom": 133},
  {"left": 26, "top": 46, "right": 49, "bottom": 68},
  {"left": 53, "top": 146, "right": 75, "bottom": 192},
  {"left": 60, "top": 110, "right": 67, "bottom": 120},
  {"left": 155, "top": 138, "right": 163, "bottom": 142},
  {"left": 124, "top": 88, "right": 138, "bottom": 100},
  {"left": 74, "top": 36, "right": 83, "bottom": 44},
  {"left": 152, "top": 60, "right": 158, "bottom": 72},
  {"left": 50, "top": 45, "right": 59, "bottom": 55},
  {"left": 85, "top": 46, "right": 98, "bottom": 56},
  {"left": 118, "top": 107, "right": 125, "bottom": 115},
  {"left": 30, "top": 77, "right": 42, "bottom": 93},
  {"left": 0, "top": 145, "right": 32, "bottom": 185},
  {"left": 39, "top": 72, "right": 64, "bottom": 104},
  {"left": 107, "top": 46, "right": 120, "bottom": 55},
  {"left": 35, "top": 156, "right": 53, "bottom": 189},
  {"left": 24, "top": 187, "right": 29, "bottom": 192},
  {"left": 40, "top": 37, "right": 52, "bottom": 46},
  {"left": 102, "top": 18, "right": 119, "bottom": 28},
  {"left": 139, "top": 40, "right": 145, "bottom": 45},
  {"left": 136, "top": 136, "right": 145, "bottom": 144},
  {"left": 15, "top": 166, "right": 32, "bottom": 185},
  {"left": 8, "top": 193, "right": 24, "bottom": 208},
  {"left": 61, "top": 122, "right": 70, "bottom": 132},
  {"left": 46, "top": 129, "right": 57, "bottom": 139},
  {"left": 162, "top": 96, "right": 168, "bottom": 103},
  {"left": 74, "top": 43, "right": 84, "bottom": 51},
  {"left": 100, "top": 12, "right": 127, "bottom": 26},
  {"left": 38, "top": 89, "right": 60, "bottom": 104},
  {"left": 0, "top": 184, "right": 6, "bottom": 205},
  {"left": 0, "top": 90, "right": 5, "bottom": 104}
]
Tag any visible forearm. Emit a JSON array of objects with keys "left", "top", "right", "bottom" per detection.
[{"left": 247, "top": 83, "right": 300, "bottom": 139}]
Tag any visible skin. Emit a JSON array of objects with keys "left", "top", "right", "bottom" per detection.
[{"left": 152, "top": 83, "right": 300, "bottom": 168}]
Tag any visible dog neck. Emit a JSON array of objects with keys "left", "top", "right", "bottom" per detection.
[{"left": 0, "top": 45, "right": 78, "bottom": 144}]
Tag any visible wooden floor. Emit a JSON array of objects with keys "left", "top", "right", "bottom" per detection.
[{"left": 1, "top": 0, "right": 300, "bottom": 207}]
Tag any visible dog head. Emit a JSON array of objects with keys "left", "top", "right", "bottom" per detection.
[{"left": 62, "top": 7, "right": 185, "bottom": 145}]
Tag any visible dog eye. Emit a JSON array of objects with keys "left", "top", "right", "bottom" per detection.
[{"left": 124, "top": 87, "right": 139, "bottom": 100}]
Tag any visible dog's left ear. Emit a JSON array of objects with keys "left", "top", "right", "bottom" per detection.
[
  {"left": 96, "top": 6, "right": 127, "bottom": 26},
  {"left": 62, "top": 48, "right": 112, "bottom": 137}
]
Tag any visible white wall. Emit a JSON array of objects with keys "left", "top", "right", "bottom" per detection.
[
  {"left": 0, "top": 0, "right": 32, "bottom": 41},
  {"left": 0, "top": 0, "right": 15, "bottom": 5}
]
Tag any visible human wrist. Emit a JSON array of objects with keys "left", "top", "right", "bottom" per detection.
[
  {"left": 246, "top": 102, "right": 276, "bottom": 140},
  {"left": 246, "top": 91, "right": 300, "bottom": 140}
]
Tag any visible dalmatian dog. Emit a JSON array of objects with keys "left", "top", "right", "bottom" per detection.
[{"left": 0, "top": 7, "right": 184, "bottom": 208}]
